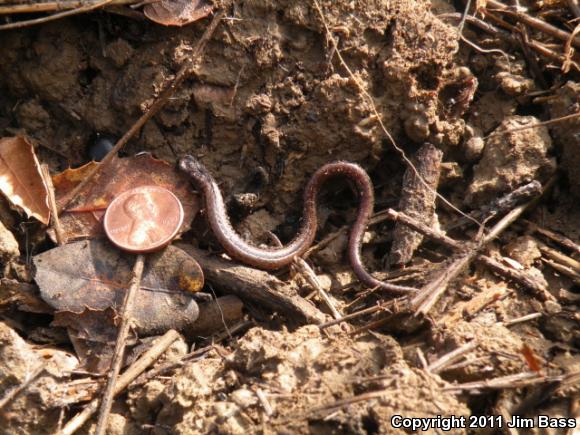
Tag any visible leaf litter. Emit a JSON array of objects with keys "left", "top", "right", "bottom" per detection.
[
  {"left": 0, "top": 136, "right": 50, "bottom": 225},
  {"left": 34, "top": 239, "right": 204, "bottom": 372}
]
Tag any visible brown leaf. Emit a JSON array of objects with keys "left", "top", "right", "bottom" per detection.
[
  {"left": 144, "top": 0, "right": 212, "bottom": 26},
  {"left": 0, "top": 136, "right": 50, "bottom": 224},
  {"left": 34, "top": 239, "right": 204, "bottom": 335},
  {"left": 53, "top": 154, "right": 199, "bottom": 241}
]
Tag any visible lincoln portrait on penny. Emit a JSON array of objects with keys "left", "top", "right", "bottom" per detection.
[{"left": 123, "top": 192, "right": 164, "bottom": 247}]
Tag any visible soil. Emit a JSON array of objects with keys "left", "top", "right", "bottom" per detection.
[{"left": 0, "top": 0, "right": 578, "bottom": 434}]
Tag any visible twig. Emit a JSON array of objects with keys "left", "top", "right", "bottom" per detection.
[
  {"left": 542, "top": 258, "right": 580, "bottom": 285},
  {"left": 411, "top": 177, "right": 554, "bottom": 313},
  {"left": 256, "top": 388, "right": 274, "bottom": 417},
  {"left": 416, "top": 348, "right": 429, "bottom": 370},
  {"left": 427, "top": 341, "right": 478, "bottom": 374},
  {"left": 446, "top": 181, "right": 542, "bottom": 231},
  {"left": 131, "top": 320, "right": 252, "bottom": 389},
  {"left": 293, "top": 258, "right": 342, "bottom": 320},
  {"left": 94, "top": 254, "right": 145, "bottom": 435},
  {"left": 318, "top": 298, "right": 407, "bottom": 329},
  {"left": 442, "top": 12, "right": 578, "bottom": 66},
  {"left": 0, "top": 365, "right": 45, "bottom": 411},
  {"left": 388, "top": 208, "right": 554, "bottom": 301},
  {"left": 443, "top": 372, "right": 558, "bottom": 392},
  {"left": 499, "top": 312, "right": 542, "bottom": 327},
  {"left": 58, "top": 329, "right": 179, "bottom": 435},
  {"left": 0, "top": 0, "right": 134, "bottom": 14},
  {"left": 477, "top": 256, "right": 554, "bottom": 301},
  {"left": 41, "top": 164, "right": 66, "bottom": 245},
  {"left": 539, "top": 245, "right": 580, "bottom": 272},
  {"left": 57, "top": 10, "right": 225, "bottom": 214},
  {"left": 486, "top": 0, "right": 580, "bottom": 48},
  {"left": 0, "top": 0, "right": 113, "bottom": 30},
  {"left": 177, "top": 244, "right": 326, "bottom": 324},
  {"left": 524, "top": 219, "right": 580, "bottom": 256},
  {"left": 485, "top": 111, "right": 580, "bottom": 139}
]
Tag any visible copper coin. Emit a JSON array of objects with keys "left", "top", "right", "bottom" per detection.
[{"left": 104, "top": 186, "right": 184, "bottom": 253}]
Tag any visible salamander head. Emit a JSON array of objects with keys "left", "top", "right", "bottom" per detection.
[{"left": 178, "top": 155, "right": 213, "bottom": 182}]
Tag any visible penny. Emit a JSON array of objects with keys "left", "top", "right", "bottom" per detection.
[{"left": 104, "top": 186, "right": 184, "bottom": 253}]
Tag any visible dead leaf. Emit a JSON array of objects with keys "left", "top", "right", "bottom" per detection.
[
  {"left": 0, "top": 136, "right": 50, "bottom": 224},
  {"left": 53, "top": 154, "right": 199, "bottom": 241},
  {"left": 34, "top": 239, "right": 204, "bottom": 335},
  {"left": 144, "top": 0, "right": 212, "bottom": 26}
]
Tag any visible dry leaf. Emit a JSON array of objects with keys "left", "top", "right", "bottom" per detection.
[
  {"left": 0, "top": 136, "right": 50, "bottom": 224},
  {"left": 144, "top": 0, "right": 212, "bottom": 26},
  {"left": 53, "top": 154, "right": 199, "bottom": 241},
  {"left": 34, "top": 239, "right": 204, "bottom": 334}
]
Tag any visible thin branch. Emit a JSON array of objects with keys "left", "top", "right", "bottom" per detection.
[
  {"left": 95, "top": 254, "right": 145, "bottom": 435},
  {"left": 499, "top": 312, "right": 542, "bottom": 327},
  {"left": 58, "top": 329, "right": 180, "bottom": 435},
  {"left": 0, "top": 0, "right": 113, "bottom": 30},
  {"left": 486, "top": 0, "right": 580, "bottom": 48},
  {"left": 427, "top": 341, "right": 478, "bottom": 374},
  {"left": 293, "top": 258, "right": 342, "bottom": 320},
  {"left": 0, "top": 0, "right": 134, "bottom": 14},
  {"left": 318, "top": 298, "right": 407, "bottom": 329},
  {"left": 443, "top": 372, "right": 562, "bottom": 392}
]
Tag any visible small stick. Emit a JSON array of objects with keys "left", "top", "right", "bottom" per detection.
[
  {"left": 0, "top": 0, "right": 134, "bottom": 14},
  {"left": 293, "top": 258, "right": 342, "bottom": 320},
  {"left": 524, "top": 219, "right": 580, "bottom": 255},
  {"left": 445, "top": 181, "right": 542, "bottom": 231},
  {"left": 412, "top": 180, "right": 553, "bottom": 314},
  {"left": 41, "top": 164, "right": 66, "bottom": 245},
  {"left": 443, "top": 372, "right": 559, "bottom": 392},
  {"left": 542, "top": 258, "right": 580, "bottom": 285},
  {"left": 388, "top": 209, "right": 553, "bottom": 301},
  {"left": 57, "top": 10, "right": 225, "bottom": 214},
  {"left": 131, "top": 320, "right": 252, "bottom": 388},
  {"left": 387, "top": 209, "right": 464, "bottom": 250},
  {"left": 256, "top": 388, "right": 274, "bottom": 417},
  {"left": 539, "top": 245, "right": 580, "bottom": 273},
  {"left": 58, "top": 329, "right": 179, "bottom": 435},
  {"left": 0, "top": 365, "right": 45, "bottom": 411},
  {"left": 0, "top": 0, "right": 113, "bottom": 31},
  {"left": 427, "top": 341, "right": 478, "bottom": 374},
  {"left": 441, "top": 13, "right": 580, "bottom": 68},
  {"left": 443, "top": 356, "right": 490, "bottom": 372},
  {"left": 485, "top": 112, "right": 580, "bottom": 139},
  {"left": 318, "top": 298, "right": 407, "bottom": 329},
  {"left": 477, "top": 256, "right": 553, "bottom": 301},
  {"left": 416, "top": 348, "right": 429, "bottom": 370},
  {"left": 486, "top": 0, "right": 580, "bottom": 48},
  {"left": 499, "top": 312, "right": 542, "bottom": 327},
  {"left": 412, "top": 252, "right": 477, "bottom": 314},
  {"left": 94, "top": 254, "right": 145, "bottom": 435}
]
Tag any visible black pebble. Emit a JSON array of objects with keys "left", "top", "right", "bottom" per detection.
[{"left": 88, "top": 137, "right": 114, "bottom": 161}]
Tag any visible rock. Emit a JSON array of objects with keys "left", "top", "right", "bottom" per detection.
[
  {"left": 504, "top": 236, "right": 541, "bottom": 268},
  {"left": 0, "top": 219, "right": 19, "bottom": 260},
  {"left": 466, "top": 116, "right": 556, "bottom": 205}
]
